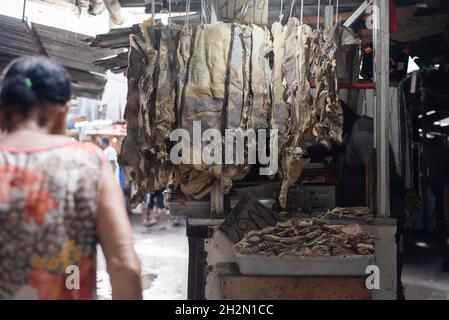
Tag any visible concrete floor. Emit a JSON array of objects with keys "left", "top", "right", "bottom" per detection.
[
  {"left": 97, "top": 214, "right": 189, "bottom": 300},
  {"left": 402, "top": 235, "right": 449, "bottom": 300}
]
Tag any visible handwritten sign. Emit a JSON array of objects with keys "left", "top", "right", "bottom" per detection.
[
  {"left": 219, "top": 194, "right": 278, "bottom": 243},
  {"left": 216, "top": 0, "right": 268, "bottom": 25}
]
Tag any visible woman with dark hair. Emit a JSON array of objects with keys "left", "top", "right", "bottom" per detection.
[{"left": 0, "top": 57, "right": 142, "bottom": 299}]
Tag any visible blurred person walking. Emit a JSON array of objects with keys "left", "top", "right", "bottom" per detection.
[
  {"left": 0, "top": 57, "right": 142, "bottom": 299},
  {"left": 146, "top": 189, "right": 167, "bottom": 230},
  {"left": 100, "top": 137, "right": 119, "bottom": 181}
]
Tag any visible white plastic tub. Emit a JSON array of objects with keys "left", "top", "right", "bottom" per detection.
[{"left": 235, "top": 252, "right": 376, "bottom": 276}]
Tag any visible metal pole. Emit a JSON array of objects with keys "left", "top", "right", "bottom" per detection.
[
  {"left": 374, "top": 0, "right": 390, "bottom": 217},
  {"left": 22, "top": 0, "right": 27, "bottom": 22}
]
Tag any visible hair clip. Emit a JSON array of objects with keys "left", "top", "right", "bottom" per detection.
[{"left": 24, "top": 77, "right": 33, "bottom": 89}]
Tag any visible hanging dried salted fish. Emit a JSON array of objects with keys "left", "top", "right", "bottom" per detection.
[
  {"left": 248, "top": 25, "right": 272, "bottom": 130},
  {"left": 279, "top": 18, "right": 313, "bottom": 208},
  {"left": 311, "top": 24, "right": 343, "bottom": 148},
  {"left": 222, "top": 23, "right": 252, "bottom": 193},
  {"left": 120, "top": 20, "right": 171, "bottom": 207},
  {"left": 176, "top": 26, "right": 193, "bottom": 125},
  {"left": 178, "top": 23, "right": 234, "bottom": 199},
  {"left": 153, "top": 23, "right": 183, "bottom": 162},
  {"left": 138, "top": 19, "right": 159, "bottom": 155},
  {"left": 119, "top": 32, "right": 149, "bottom": 207},
  {"left": 271, "top": 21, "right": 289, "bottom": 151}
]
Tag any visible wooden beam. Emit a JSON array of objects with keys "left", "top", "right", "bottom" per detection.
[{"left": 222, "top": 275, "right": 371, "bottom": 300}]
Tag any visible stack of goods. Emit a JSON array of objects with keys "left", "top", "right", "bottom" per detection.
[
  {"left": 326, "top": 207, "right": 374, "bottom": 221},
  {"left": 235, "top": 218, "right": 375, "bottom": 257},
  {"left": 119, "top": 18, "right": 343, "bottom": 208}
]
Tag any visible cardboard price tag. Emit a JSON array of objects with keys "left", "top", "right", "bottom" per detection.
[
  {"left": 219, "top": 194, "right": 278, "bottom": 243},
  {"left": 215, "top": 0, "right": 268, "bottom": 25}
]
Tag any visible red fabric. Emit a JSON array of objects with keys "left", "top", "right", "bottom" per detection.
[
  {"left": 390, "top": 0, "right": 397, "bottom": 33},
  {"left": 29, "top": 257, "right": 95, "bottom": 300}
]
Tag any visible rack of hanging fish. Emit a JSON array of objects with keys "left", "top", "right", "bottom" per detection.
[{"left": 119, "top": 3, "right": 344, "bottom": 209}]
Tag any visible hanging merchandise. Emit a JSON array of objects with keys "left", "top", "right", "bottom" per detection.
[
  {"left": 120, "top": 14, "right": 344, "bottom": 208},
  {"left": 270, "top": 20, "right": 288, "bottom": 150},
  {"left": 179, "top": 23, "right": 234, "bottom": 198},
  {"left": 278, "top": 17, "right": 313, "bottom": 208},
  {"left": 119, "top": 32, "right": 148, "bottom": 206},
  {"left": 119, "top": 18, "right": 183, "bottom": 206}
]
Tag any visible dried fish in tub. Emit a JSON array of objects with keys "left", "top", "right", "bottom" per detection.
[{"left": 235, "top": 217, "right": 375, "bottom": 257}]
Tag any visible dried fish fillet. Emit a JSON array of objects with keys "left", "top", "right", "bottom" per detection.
[
  {"left": 178, "top": 23, "right": 233, "bottom": 198},
  {"left": 271, "top": 21, "right": 288, "bottom": 149},
  {"left": 326, "top": 207, "right": 373, "bottom": 221},
  {"left": 222, "top": 23, "right": 252, "bottom": 193},
  {"left": 119, "top": 33, "right": 148, "bottom": 207},
  {"left": 279, "top": 19, "right": 314, "bottom": 208},
  {"left": 311, "top": 25, "right": 343, "bottom": 148}
]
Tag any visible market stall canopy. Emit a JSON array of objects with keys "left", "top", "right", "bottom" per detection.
[
  {"left": 88, "top": 1, "right": 449, "bottom": 64},
  {"left": 0, "top": 14, "right": 120, "bottom": 99},
  {"left": 120, "top": 0, "right": 365, "bottom": 20}
]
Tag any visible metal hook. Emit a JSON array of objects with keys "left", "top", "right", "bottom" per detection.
[
  {"left": 168, "top": 0, "right": 172, "bottom": 26},
  {"left": 289, "top": 0, "right": 296, "bottom": 19},
  {"left": 300, "top": 0, "right": 304, "bottom": 24},
  {"left": 252, "top": 0, "right": 255, "bottom": 23},
  {"left": 151, "top": 0, "right": 155, "bottom": 19},
  {"left": 317, "top": 0, "right": 321, "bottom": 30},
  {"left": 201, "top": 0, "right": 209, "bottom": 24},
  {"left": 200, "top": 0, "right": 203, "bottom": 24},
  {"left": 239, "top": 0, "right": 249, "bottom": 23},
  {"left": 336, "top": 0, "right": 339, "bottom": 23},
  {"left": 185, "top": 0, "right": 191, "bottom": 27},
  {"left": 279, "top": 0, "right": 284, "bottom": 22}
]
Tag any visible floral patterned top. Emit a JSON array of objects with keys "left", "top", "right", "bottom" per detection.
[{"left": 0, "top": 141, "right": 104, "bottom": 299}]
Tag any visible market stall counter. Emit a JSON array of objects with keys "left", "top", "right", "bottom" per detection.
[{"left": 171, "top": 196, "right": 397, "bottom": 300}]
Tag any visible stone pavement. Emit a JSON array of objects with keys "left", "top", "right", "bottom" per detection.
[
  {"left": 97, "top": 214, "right": 189, "bottom": 300},
  {"left": 402, "top": 235, "right": 449, "bottom": 300}
]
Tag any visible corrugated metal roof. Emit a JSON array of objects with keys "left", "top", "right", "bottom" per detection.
[{"left": 0, "top": 14, "right": 112, "bottom": 99}]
